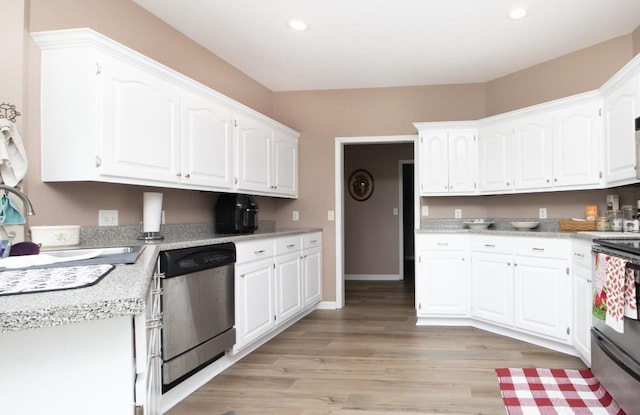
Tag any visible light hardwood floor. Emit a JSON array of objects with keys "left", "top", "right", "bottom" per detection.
[{"left": 166, "top": 279, "right": 586, "bottom": 415}]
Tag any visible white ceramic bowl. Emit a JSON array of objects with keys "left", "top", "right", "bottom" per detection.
[
  {"left": 510, "top": 221, "right": 540, "bottom": 230},
  {"left": 30, "top": 225, "right": 81, "bottom": 247},
  {"left": 463, "top": 219, "right": 494, "bottom": 230}
]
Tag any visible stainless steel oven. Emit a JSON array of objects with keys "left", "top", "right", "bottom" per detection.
[
  {"left": 159, "top": 242, "right": 236, "bottom": 392},
  {"left": 591, "top": 239, "right": 640, "bottom": 414}
]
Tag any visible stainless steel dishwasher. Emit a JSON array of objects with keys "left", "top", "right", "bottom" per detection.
[{"left": 159, "top": 242, "right": 236, "bottom": 391}]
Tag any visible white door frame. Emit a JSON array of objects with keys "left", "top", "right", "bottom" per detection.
[{"left": 334, "top": 135, "right": 417, "bottom": 309}]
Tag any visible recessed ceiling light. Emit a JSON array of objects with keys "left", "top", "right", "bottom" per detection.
[
  {"left": 509, "top": 7, "right": 528, "bottom": 20},
  {"left": 287, "top": 19, "right": 308, "bottom": 31}
]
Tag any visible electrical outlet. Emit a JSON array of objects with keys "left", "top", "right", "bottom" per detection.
[
  {"left": 454, "top": 209, "right": 462, "bottom": 219},
  {"left": 293, "top": 210, "right": 299, "bottom": 221},
  {"left": 539, "top": 208, "right": 547, "bottom": 219},
  {"left": 421, "top": 205, "right": 429, "bottom": 216},
  {"left": 161, "top": 210, "right": 165, "bottom": 225},
  {"left": 328, "top": 210, "right": 335, "bottom": 221},
  {"left": 393, "top": 208, "right": 398, "bottom": 216},
  {"left": 99, "top": 209, "right": 118, "bottom": 226}
]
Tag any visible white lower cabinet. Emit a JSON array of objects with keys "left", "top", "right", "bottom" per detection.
[
  {"left": 302, "top": 232, "right": 323, "bottom": 306},
  {"left": 471, "top": 252, "right": 514, "bottom": 325},
  {"left": 235, "top": 256, "right": 276, "bottom": 351},
  {"left": 513, "top": 256, "right": 570, "bottom": 341},
  {"left": 571, "top": 239, "right": 593, "bottom": 365},
  {"left": 234, "top": 232, "right": 322, "bottom": 353},
  {"left": 415, "top": 234, "right": 470, "bottom": 316},
  {"left": 418, "top": 233, "right": 575, "bottom": 353}
]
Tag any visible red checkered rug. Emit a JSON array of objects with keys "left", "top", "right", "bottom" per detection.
[{"left": 495, "top": 368, "right": 626, "bottom": 415}]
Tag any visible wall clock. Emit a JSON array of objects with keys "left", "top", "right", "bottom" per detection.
[{"left": 348, "top": 169, "right": 374, "bottom": 201}]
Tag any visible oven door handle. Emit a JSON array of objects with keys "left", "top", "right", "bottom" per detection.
[
  {"left": 626, "top": 262, "right": 640, "bottom": 271},
  {"left": 592, "top": 328, "right": 640, "bottom": 382}
]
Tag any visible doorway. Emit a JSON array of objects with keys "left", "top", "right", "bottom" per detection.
[
  {"left": 400, "top": 161, "right": 414, "bottom": 280},
  {"left": 335, "top": 135, "right": 418, "bottom": 309}
]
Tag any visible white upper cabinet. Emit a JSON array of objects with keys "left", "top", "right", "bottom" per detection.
[
  {"left": 180, "top": 90, "right": 235, "bottom": 188},
  {"left": 602, "top": 72, "right": 640, "bottom": 186},
  {"left": 551, "top": 98, "right": 602, "bottom": 187},
  {"left": 99, "top": 54, "right": 182, "bottom": 183},
  {"left": 477, "top": 92, "right": 603, "bottom": 194},
  {"left": 236, "top": 115, "right": 273, "bottom": 193},
  {"left": 478, "top": 121, "right": 514, "bottom": 193},
  {"left": 33, "top": 28, "right": 299, "bottom": 197},
  {"left": 415, "top": 123, "right": 477, "bottom": 196},
  {"left": 513, "top": 114, "right": 553, "bottom": 191},
  {"left": 236, "top": 117, "right": 298, "bottom": 197}
]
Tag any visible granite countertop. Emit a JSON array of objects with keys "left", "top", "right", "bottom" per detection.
[
  {"left": 0, "top": 224, "right": 321, "bottom": 333},
  {"left": 416, "top": 218, "right": 640, "bottom": 241}
]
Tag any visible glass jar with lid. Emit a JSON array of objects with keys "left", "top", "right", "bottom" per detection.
[
  {"left": 609, "top": 209, "right": 623, "bottom": 231},
  {"left": 596, "top": 216, "right": 611, "bottom": 232},
  {"left": 622, "top": 205, "right": 637, "bottom": 232}
]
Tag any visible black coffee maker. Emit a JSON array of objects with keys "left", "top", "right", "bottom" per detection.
[{"left": 215, "top": 193, "right": 259, "bottom": 234}]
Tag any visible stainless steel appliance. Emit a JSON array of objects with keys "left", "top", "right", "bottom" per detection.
[
  {"left": 215, "top": 193, "right": 259, "bottom": 234},
  {"left": 636, "top": 116, "right": 640, "bottom": 180},
  {"left": 591, "top": 239, "right": 640, "bottom": 414},
  {"left": 159, "top": 242, "right": 236, "bottom": 391}
]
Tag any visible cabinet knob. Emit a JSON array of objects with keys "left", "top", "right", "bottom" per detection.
[
  {"left": 506, "top": 182, "right": 510, "bottom": 186},
  {"left": 184, "top": 174, "right": 190, "bottom": 178},
  {"left": 176, "top": 172, "right": 181, "bottom": 177},
  {"left": 554, "top": 178, "right": 558, "bottom": 182}
]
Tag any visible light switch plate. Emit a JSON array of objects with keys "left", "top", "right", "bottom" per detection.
[
  {"left": 454, "top": 209, "right": 462, "bottom": 219},
  {"left": 328, "top": 210, "right": 335, "bottom": 221},
  {"left": 293, "top": 210, "right": 299, "bottom": 221},
  {"left": 421, "top": 205, "right": 429, "bottom": 216},
  {"left": 539, "top": 208, "right": 547, "bottom": 219}
]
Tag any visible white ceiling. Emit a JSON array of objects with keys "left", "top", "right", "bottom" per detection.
[{"left": 132, "top": 0, "right": 640, "bottom": 92}]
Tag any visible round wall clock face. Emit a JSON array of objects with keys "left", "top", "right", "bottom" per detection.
[{"left": 348, "top": 169, "right": 374, "bottom": 201}]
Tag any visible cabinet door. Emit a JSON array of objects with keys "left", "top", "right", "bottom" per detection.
[
  {"left": 274, "top": 252, "right": 303, "bottom": 323},
  {"left": 180, "top": 91, "right": 234, "bottom": 189},
  {"left": 419, "top": 132, "right": 450, "bottom": 194},
  {"left": 302, "top": 247, "right": 322, "bottom": 306},
  {"left": 417, "top": 251, "right": 470, "bottom": 316},
  {"left": 513, "top": 256, "right": 570, "bottom": 341},
  {"left": 448, "top": 131, "right": 477, "bottom": 193},
  {"left": 573, "top": 265, "right": 592, "bottom": 365},
  {"left": 552, "top": 100, "right": 602, "bottom": 187},
  {"left": 272, "top": 130, "right": 298, "bottom": 197},
  {"left": 235, "top": 259, "right": 275, "bottom": 350},
  {"left": 236, "top": 116, "right": 272, "bottom": 193},
  {"left": 513, "top": 115, "right": 553, "bottom": 190},
  {"left": 478, "top": 123, "right": 514, "bottom": 192},
  {"left": 603, "top": 74, "right": 640, "bottom": 184},
  {"left": 100, "top": 55, "right": 181, "bottom": 183},
  {"left": 471, "top": 252, "right": 514, "bottom": 325}
]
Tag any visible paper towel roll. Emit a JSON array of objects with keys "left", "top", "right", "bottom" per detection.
[{"left": 143, "top": 192, "right": 163, "bottom": 233}]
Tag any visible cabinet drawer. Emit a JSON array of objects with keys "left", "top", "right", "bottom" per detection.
[
  {"left": 274, "top": 236, "right": 301, "bottom": 255},
  {"left": 515, "top": 237, "right": 569, "bottom": 259},
  {"left": 302, "top": 232, "right": 322, "bottom": 250},
  {"left": 471, "top": 235, "right": 513, "bottom": 254},
  {"left": 571, "top": 240, "right": 593, "bottom": 268},
  {"left": 416, "top": 234, "right": 469, "bottom": 251},
  {"left": 235, "top": 239, "right": 275, "bottom": 263}
]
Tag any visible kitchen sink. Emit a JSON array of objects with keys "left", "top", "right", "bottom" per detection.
[{"left": 0, "top": 245, "right": 145, "bottom": 270}]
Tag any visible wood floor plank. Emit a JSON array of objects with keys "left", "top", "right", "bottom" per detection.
[{"left": 166, "top": 279, "right": 585, "bottom": 414}]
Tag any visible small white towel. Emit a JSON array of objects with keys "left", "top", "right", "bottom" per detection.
[{"left": 0, "top": 119, "right": 28, "bottom": 187}]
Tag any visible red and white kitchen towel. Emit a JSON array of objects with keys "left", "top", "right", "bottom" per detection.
[{"left": 593, "top": 253, "right": 638, "bottom": 333}]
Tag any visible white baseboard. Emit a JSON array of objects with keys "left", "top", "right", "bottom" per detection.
[
  {"left": 345, "top": 274, "right": 402, "bottom": 281},
  {"left": 316, "top": 301, "right": 337, "bottom": 309}
]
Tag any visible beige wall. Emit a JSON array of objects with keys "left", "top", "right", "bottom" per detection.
[
  {"left": 344, "top": 143, "right": 413, "bottom": 276},
  {"left": 485, "top": 35, "right": 634, "bottom": 116},
  {"left": 14, "top": 0, "right": 640, "bottom": 302}
]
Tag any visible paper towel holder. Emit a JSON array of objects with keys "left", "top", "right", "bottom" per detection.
[
  {"left": 138, "top": 230, "right": 164, "bottom": 241},
  {"left": 138, "top": 192, "right": 165, "bottom": 241}
]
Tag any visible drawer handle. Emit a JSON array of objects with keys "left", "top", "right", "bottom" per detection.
[
  {"left": 532, "top": 247, "right": 545, "bottom": 252},
  {"left": 437, "top": 242, "right": 448, "bottom": 246},
  {"left": 310, "top": 240, "right": 318, "bottom": 244},
  {"left": 484, "top": 244, "right": 495, "bottom": 248},
  {"left": 574, "top": 253, "right": 585, "bottom": 258},
  {"left": 286, "top": 244, "right": 296, "bottom": 248},
  {"left": 254, "top": 249, "right": 266, "bottom": 254}
]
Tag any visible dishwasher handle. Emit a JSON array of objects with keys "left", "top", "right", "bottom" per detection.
[{"left": 160, "top": 242, "right": 236, "bottom": 277}]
